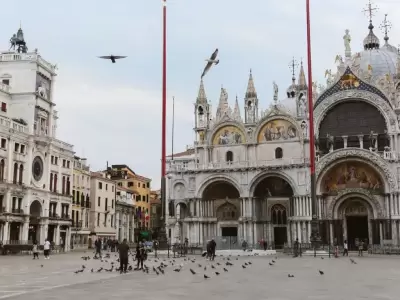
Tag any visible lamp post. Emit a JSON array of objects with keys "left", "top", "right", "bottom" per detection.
[
  {"left": 306, "top": 0, "right": 321, "bottom": 256},
  {"left": 158, "top": 0, "right": 168, "bottom": 249}
]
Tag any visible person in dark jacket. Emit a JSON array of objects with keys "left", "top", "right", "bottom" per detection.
[
  {"left": 94, "top": 238, "right": 102, "bottom": 258},
  {"left": 135, "top": 242, "right": 145, "bottom": 270},
  {"left": 118, "top": 239, "right": 130, "bottom": 273},
  {"left": 209, "top": 238, "right": 216, "bottom": 261}
]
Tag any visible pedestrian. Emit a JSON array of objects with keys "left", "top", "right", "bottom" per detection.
[
  {"left": 242, "top": 240, "right": 247, "bottom": 252},
  {"left": 32, "top": 240, "right": 39, "bottom": 259},
  {"left": 293, "top": 238, "right": 299, "bottom": 257},
  {"left": 94, "top": 238, "right": 102, "bottom": 258},
  {"left": 209, "top": 238, "right": 216, "bottom": 261},
  {"left": 343, "top": 240, "right": 349, "bottom": 256},
  {"left": 135, "top": 242, "right": 145, "bottom": 270},
  {"left": 358, "top": 240, "right": 364, "bottom": 257},
  {"left": 118, "top": 239, "right": 129, "bottom": 274},
  {"left": 43, "top": 239, "right": 51, "bottom": 259}
]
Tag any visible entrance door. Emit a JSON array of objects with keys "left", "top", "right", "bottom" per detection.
[
  {"left": 221, "top": 227, "right": 237, "bottom": 237},
  {"left": 274, "top": 227, "right": 287, "bottom": 249},
  {"left": 346, "top": 216, "right": 368, "bottom": 250}
]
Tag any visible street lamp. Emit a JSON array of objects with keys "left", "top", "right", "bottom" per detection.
[{"left": 306, "top": 0, "right": 321, "bottom": 255}]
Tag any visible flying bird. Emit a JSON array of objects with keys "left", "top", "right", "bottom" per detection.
[
  {"left": 201, "top": 48, "right": 219, "bottom": 78},
  {"left": 98, "top": 55, "right": 127, "bottom": 63}
]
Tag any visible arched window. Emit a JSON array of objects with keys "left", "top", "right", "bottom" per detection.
[
  {"left": 271, "top": 204, "right": 287, "bottom": 225},
  {"left": 226, "top": 151, "right": 233, "bottom": 162},
  {"left": 50, "top": 173, "right": 53, "bottom": 191},
  {"left": 18, "top": 164, "right": 23, "bottom": 184},
  {"left": 275, "top": 147, "right": 283, "bottom": 159},
  {"left": 198, "top": 106, "right": 204, "bottom": 115},
  {"left": 0, "top": 159, "right": 5, "bottom": 181},
  {"left": 13, "top": 163, "right": 18, "bottom": 184}
]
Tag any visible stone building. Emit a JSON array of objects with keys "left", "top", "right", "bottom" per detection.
[
  {"left": 89, "top": 172, "right": 116, "bottom": 240},
  {"left": 71, "top": 156, "right": 91, "bottom": 249},
  {"left": 0, "top": 28, "right": 74, "bottom": 249},
  {"left": 166, "top": 14, "right": 400, "bottom": 250},
  {"left": 115, "top": 186, "right": 135, "bottom": 242}
]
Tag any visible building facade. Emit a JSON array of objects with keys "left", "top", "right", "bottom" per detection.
[
  {"left": 0, "top": 28, "right": 74, "bottom": 249},
  {"left": 72, "top": 156, "right": 91, "bottom": 248},
  {"left": 150, "top": 190, "right": 162, "bottom": 237},
  {"left": 166, "top": 15, "right": 400, "bottom": 250},
  {"left": 109, "top": 165, "right": 152, "bottom": 230},
  {"left": 89, "top": 172, "right": 116, "bottom": 240},
  {"left": 115, "top": 186, "right": 135, "bottom": 242}
]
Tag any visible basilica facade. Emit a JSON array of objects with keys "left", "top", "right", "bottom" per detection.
[{"left": 166, "top": 17, "right": 400, "bottom": 250}]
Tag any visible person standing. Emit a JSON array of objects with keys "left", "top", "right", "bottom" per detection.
[
  {"left": 32, "top": 241, "right": 39, "bottom": 259},
  {"left": 118, "top": 239, "right": 129, "bottom": 274},
  {"left": 94, "top": 238, "right": 102, "bottom": 258},
  {"left": 43, "top": 239, "right": 51, "bottom": 259},
  {"left": 358, "top": 240, "right": 364, "bottom": 257},
  {"left": 293, "top": 238, "right": 299, "bottom": 257},
  {"left": 135, "top": 242, "right": 145, "bottom": 270},
  {"left": 343, "top": 240, "right": 349, "bottom": 256},
  {"left": 209, "top": 238, "right": 216, "bottom": 261}
]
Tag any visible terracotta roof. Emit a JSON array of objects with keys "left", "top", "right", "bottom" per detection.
[
  {"left": 167, "top": 148, "right": 195, "bottom": 158},
  {"left": 150, "top": 198, "right": 161, "bottom": 205}
]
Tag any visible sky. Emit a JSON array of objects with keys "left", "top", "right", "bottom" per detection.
[{"left": 1, "top": 0, "right": 399, "bottom": 189}]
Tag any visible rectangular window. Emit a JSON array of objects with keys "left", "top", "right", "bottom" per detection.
[
  {"left": 137, "top": 195, "right": 141, "bottom": 201},
  {"left": 55, "top": 157, "right": 58, "bottom": 165},
  {"left": 1, "top": 138, "right": 6, "bottom": 149},
  {"left": 146, "top": 195, "right": 149, "bottom": 203},
  {"left": 12, "top": 197, "right": 16, "bottom": 210},
  {"left": 98, "top": 196, "right": 101, "bottom": 207},
  {"left": 20, "top": 144, "right": 25, "bottom": 154},
  {"left": 14, "top": 143, "right": 19, "bottom": 152},
  {"left": 98, "top": 182, "right": 102, "bottom": 189},
  {"left": 111, "top": 215, "right": 114, "bottom": 227},
  {"left": 2, "top": 79, "right": 9, "bottom": 85},
  {"left": 105, "top": 184, "right": 108, "bottom": 191},
  {"left": 112, "top": 186, "right": 114, "bottom": 192},
  {"left": 112, "top": 200, "right": 114, "bottom": 209},
  {"left": 97, "top": 213, "right": 100, "bottom": 226},
  {"left": 147, "top": 182, "right": 150, "bottom": 188},
  {"left": 105, "top": 198, "right": 108, "bottom": 210},
  {"left": 128, "top": 182, "right": 133, "bottom": 187},
  {"left": 142, "top": 183, "right": 145, "bottom": 188},
  {"left": 1, "top": 102, "right": 6, "bottom": 112}
]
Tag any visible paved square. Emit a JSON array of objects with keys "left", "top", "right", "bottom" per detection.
[{"left": 1, "top": 252, "right": 400, "bottom": 299}]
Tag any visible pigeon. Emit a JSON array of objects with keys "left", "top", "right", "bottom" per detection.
[
  {"left": 269, "top": 263, "right": 274, "bottom": 266},
  {"left": 201, "top": 48, "right": 219, "bottom": 78},
  {"left": 215, "top": 272, "right": 220, "bottom": 275},
  {"left": 190, "top": 269, "right": 196, "bottom": 275},
  {"left": 216, "top": 262, "right": 221, "bottom": 266},
  {"left": 321, "top": 257, "right": 324, "bottom": 260},
  {"left": 155, "top": 270, "right": 159, "bottom": 275},
  {"left": 91, "top": 268, "right": 94, "bottom": 273},
  {"left": 98, "top": 55, "right": 127, "bottom": 63},
  {"left": 242, "top": 265, "right": 246, "bottom": 269},
  {"left": 97, "top": 268, "right": 103, "bottom": 273},
  {"left": 248, "top": 262, "right": 252, "bottom": 265},
  {"left": 204, "top": 266, "right": 207, "bottom": 271},
  {"left": 211, "top": 265, "right": 215, "bottom": 269},
  {"left": 226, "top": 262, "right": 233, "bottom": 266},
  {"left": 288, "top": 274, "right": 295, "bottom": 278},
  {"left": 350, "top": 259, "right": 357, "bottom": 264},
  {"left": 41, "top": 265, "right": 43, "bottom": 268},
  {"left": 319, "top": 270, "right": 324, "bottom": 275},
  {"left": 204, "top": 274, "right": 209, "bottom": 279},
  {"left": 223, "top": 268, "right": 228, "bottom": 272},
  {"left": 198, "top": 264, "right": 202, "bottom": 268},
  {"left": 74, "top": 269, "right": 84, "bottom": 274},
  {"left": 272, "top": 260, "right": 276, "bottom": 263},
  {"left": 244, "top": 262, "right": 248, "bottom": 266},
  {"left": 173, "top": 268, "right": 181, "bottom": 272}
]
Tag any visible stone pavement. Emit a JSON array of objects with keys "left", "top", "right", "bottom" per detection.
[{"left": 1, "top": 251, "right": 400, "bottom": 299}]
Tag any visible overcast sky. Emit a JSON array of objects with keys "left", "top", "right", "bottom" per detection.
[{"left": 1, "top": 0, "right": 399, "bottom": 188}]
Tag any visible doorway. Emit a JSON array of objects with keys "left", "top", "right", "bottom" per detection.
[
  {"left": 346, "top": 216, "right": 368, "bottom": 250},
  {"left": 274, "top": 227, "right": 287, "bottom": 249},
  {"left": 221, "top": 227, "right": 237, "bottom": 237}
]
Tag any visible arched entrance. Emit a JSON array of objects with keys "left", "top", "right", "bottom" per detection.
[
  {"left": 202, "top": 181, "right": 240, "bottom": 246},
  {"left": 339, "top": 199, "right": 371, "bottom": 250},
  {"left": 174, "top": 202, "right": 188, "bottom": 242},
  {"left": 29, "top": 200, "right": 42, "bottom": 243},
  {"left": 253, "top": 175, "right": 293, "bottom": 249}
]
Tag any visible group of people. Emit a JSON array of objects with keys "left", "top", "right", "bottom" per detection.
[{"left": 31, "top": 239, "right": 52, "bottom": 259}]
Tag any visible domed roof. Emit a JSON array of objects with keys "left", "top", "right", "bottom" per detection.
[
  {"left": 357, "top": 48, "right": 397, "bottom": 78},
  {"left": 277, "top": 97, "right": 297, "bottom": 116}
]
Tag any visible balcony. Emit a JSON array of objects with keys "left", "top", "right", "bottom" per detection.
[
  {"left": 61, "top": 214, "right": 71, "bottom": 220},
  {"left": 0, "top": 116, "right": 27, "bottom": 134},
  {"left": 168, "top": 157, "right": 309, "bottom": 172},
  {"left": 11, "top": 208, "right": 24, "bottom": 215},
  {"left": 49, "top": 212, "right": 59, "bottom": 219},
  {"left": 72, "top": 220, "right": 82, "bottom": 229},
  {"left": 0, "top": 52, "right": 56, "bottom": 74}
]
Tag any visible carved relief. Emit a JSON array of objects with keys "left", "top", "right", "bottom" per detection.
[
  {"left": 316, "top": 149, "right": 395, "bottom": 190},
  {"left": 321, "top": 161, "right": 383, "bottom": 194},
  {"left": 216, "top": 202, "right": 239, "bottom": 221},
  {"left": 212, "top": 125, "right": 245, "bottom": 145},
  {"left": 257, "top": 119, "right": 297, "bottom": 142}
]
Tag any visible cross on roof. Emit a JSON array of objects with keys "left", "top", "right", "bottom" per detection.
[
  {"left": 288, "top": 57, "right": 298, "bottom": 78},
  {"left": 362, "top": 0, "right": 379, "bottom": 23},
  {"left": 379, "top": 14, "right": 392, "bottom": 37}
]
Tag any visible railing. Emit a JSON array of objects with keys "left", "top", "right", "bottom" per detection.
[
  {"left": 169, "top": 157, "right": 310, "bottom": 172},
  {"left": 52, "top": 139, "right": 74, "bottom": 152},
  {"left": 11, "top": 208, "right": 24, "bottom": 214},
  {"left": 0, "top": 116, "right": 27, "bottom": 133},
  {"left": 0, "top": 52, "right": 56, "bottom": 73},
  {"left": 61, "top": 214, "right": 70, "bottom": 220},
  {"left": 49, "top": 212, "right": 59, "bottom": 218}
]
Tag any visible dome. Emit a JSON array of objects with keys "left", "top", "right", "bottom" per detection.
[
  {"left": 278, "top": 97, "right": 297, "bottom": 116},
  {"left": 356, "top": 48, "right": 397, "bottom": 78}
]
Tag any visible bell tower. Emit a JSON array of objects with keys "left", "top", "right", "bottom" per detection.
[
  {"left": 296, "top": 61, "right": 308, "bottom": 118},
  {"left": 244, "top": 69, "right": 258, "bottom": 124},
  {"left": 194, "top": 79, "right": 210, "bottom": 144}
]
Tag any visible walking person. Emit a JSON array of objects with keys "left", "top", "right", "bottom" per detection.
[
  {"left": 94, "top": 238, "right": 102, "bottom": 259},
  {"left": 43, "top": 239, "right": 51, "bottom": 259},
  {"left": 358, "top": 240, "right": 364, "bottom": 257},
  {"left": 209, "top": 238, "right": 216, "bottom": 261},
  {"left": 32, "top": 241, "right": 39, "bottom": 259},
  {"left": 135, "top": 242, "right": 145, "bottom": 270},
  {"left": 242, "top": 240, "right": 247, "bottom": 252},
  {"left": 293, "top": 238, "right": 299, "bottom": 257},
  {"left": 118, "top": 239, "right": 129, "bottom": 274},
  {"left": 343, "top": 240, "right": 349, "bottom": 256}
]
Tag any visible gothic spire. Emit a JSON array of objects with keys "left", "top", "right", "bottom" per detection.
[
  {"left": 216, "top": 86, "right": 229, "bottom": 118},
  {"left": 298, "top": 61, "right": 307, "bottom": 90},
  {"left": 245, "top": 69, "right": 257, "bottom": 98},
  {"left": 196, "top": 79, "right": 207, "bottom": 104},
  {"left": 362, "top": 1, "right": 380, "bottom": 50}
]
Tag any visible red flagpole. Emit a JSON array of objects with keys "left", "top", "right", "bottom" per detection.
[{"left": 306, "top": 0, "right": 320, "bottom": 252}]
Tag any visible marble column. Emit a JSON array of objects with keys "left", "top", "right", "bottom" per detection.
[
  {"left": 22, "top": 219, "right": 29, "bottom": 241},
  {"left": 297, "top": 222, "right": 302, "bottom": 243},
  {"left": 342, "top": 136, "right": 348, "bottom": 148},
  {"left": 307, "top": 221, "right": 311, "bottom": 243},
  {"left": 379, "top": 222, "right": 383, "bottom": 246},
  {"left": 329, "top": 222, "right": 333, "bottom": 244},
  {"left": 357, "top": 134, "right": 364, "bottom": 149},
  {"left": 286, "top": 224, "right": 291, "bottom": 247}
]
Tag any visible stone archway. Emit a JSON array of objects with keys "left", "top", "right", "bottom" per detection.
[
  {"left": 29, "top": 200, "right": 42, "bottom": 243},
  {"left": 29, "top": 200, "right": 42, "bottom": 217},
  {"left": 251, "top": 174, "right": 294, "bottom": 248}
]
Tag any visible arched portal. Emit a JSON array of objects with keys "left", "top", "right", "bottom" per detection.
[
  {"left": 202, "top": 181, "right": 240, "bottom": 242},
  {"left": 318, "top": 101, "right": 387, "bottom": 153},
  {"left": 29, "top": 200, "right": 42, "bottom": 243},
  {"left": 253, "top": 176, "right": 293, "bottom": 249}
]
